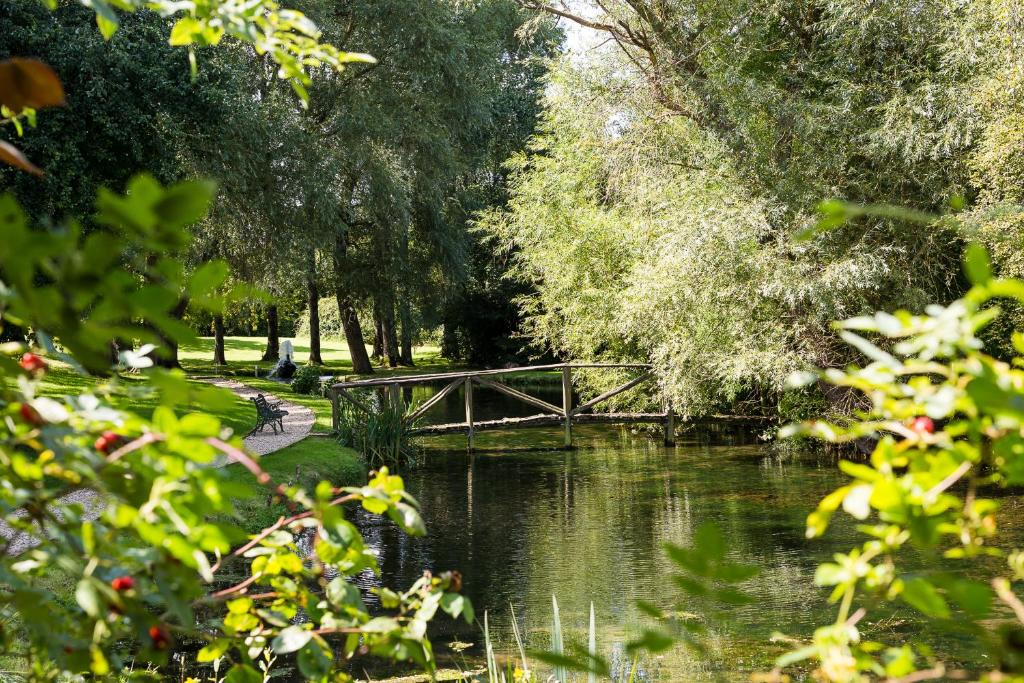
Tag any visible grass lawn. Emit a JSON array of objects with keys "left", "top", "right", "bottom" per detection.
[
  {"left": 220, "top": 436, "right": 367, "bottom": 533},
  {"left": 180, "top": 337, "right": 458, "bottom": 377},
  {"left": 34, "top": 363, "right": 254, "bottom": 438}
]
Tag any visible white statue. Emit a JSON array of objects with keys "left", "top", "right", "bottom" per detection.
[{"left": 270, "top": 340, "right": 297, "bottom": 379}]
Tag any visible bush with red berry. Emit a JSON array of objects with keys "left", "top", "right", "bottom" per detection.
[
  {"left": 0, "top": 179, "right": 471, "bottom": 682},
  {"left": 775, "top": 245, "right": 1024, "bottom": 680}
]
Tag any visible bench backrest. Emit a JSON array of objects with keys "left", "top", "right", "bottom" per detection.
[{"left": 250, "top": 395, "right": 275, "bottom": 415}]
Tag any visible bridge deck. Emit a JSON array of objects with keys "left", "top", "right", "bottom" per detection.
[{"left": 328, "top": 363, "right": 772, "bottom": 450}]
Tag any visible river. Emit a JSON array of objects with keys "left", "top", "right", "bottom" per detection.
[{"left": 344, "top": 382, "right": 1011, "bottom": 681}]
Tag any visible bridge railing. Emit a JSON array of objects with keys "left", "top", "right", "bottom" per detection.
[{"left": 328, "top": 362, "right": 667, "bottom": 449}]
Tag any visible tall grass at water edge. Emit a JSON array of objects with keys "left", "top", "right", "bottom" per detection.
[
  {"left": 480, "top": 596, "right": 639, "bottom": 683},
  {"left": 335, "top": 395, "right": 420, "bottom": 470}
]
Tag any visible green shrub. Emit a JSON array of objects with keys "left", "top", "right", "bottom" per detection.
[
  {"left": 290, "top": 364, "right": 322, "bottom": 395},
  {"left": 336, "top": 395, "right": 420, "bottom": 470}
]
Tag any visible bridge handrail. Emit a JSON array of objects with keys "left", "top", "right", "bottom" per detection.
[{"left": 329, "top": 362, "right": 651, "bottom": 389}]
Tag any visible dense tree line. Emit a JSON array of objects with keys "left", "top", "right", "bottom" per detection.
[
  {"left": 485, "top": 0, "right": 1024, "bottom": 416},
  {"left": 0, "top": 0, "right": 558, "bottom": 371}
]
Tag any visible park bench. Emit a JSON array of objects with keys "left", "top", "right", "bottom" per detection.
[{"left": 247, "top": 394, "right": 289, "bottom": 436}]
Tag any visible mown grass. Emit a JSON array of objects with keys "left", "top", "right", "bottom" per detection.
[
  {"left": 179, "top": 337, "right": 457, "bottom": 377},
  {"left": 220, "top": 436, "right": 367, "bottom": 533},
  {"left": 33, "top": 363, "right": 253, "bottom": 438}
]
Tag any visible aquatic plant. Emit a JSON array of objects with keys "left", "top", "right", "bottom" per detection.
[
  {"left": 480, "top": 598, "right": 640, "bottom": 683},
  {"left": 336, "top": 394, "right": 420, "bottom": 470}
]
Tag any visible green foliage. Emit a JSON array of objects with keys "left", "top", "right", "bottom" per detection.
[
  {"left": 483, "top": 60, "right": 795, "bottom": 416},
  {"left": 290, "top": 364, "right": 322, "bottom": 396},
  {"left": 772, "top": 246, "right": 1024, "bottom": 681},
  {"left": 46, "top": 0, "right": 372, "bottom": 102},
  {"left": 221, "top": 438, "right": 366, "bottom": 534},
  {"left": 488, "top": 0, "right": 1024, "bottom": 416},
  {"left": 336, "top": 396, "right": 419, "bottom": 471},
  {"left": 0, "top": 179, "right": 470, "bottom": 680}
]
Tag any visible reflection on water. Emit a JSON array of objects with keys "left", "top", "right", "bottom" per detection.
[{"left": 346, "top": 383, "right": 1005, "bottom": 680}]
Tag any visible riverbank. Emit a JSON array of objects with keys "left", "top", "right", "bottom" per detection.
[{"left": 221, "top": 436, "right": 366, "bottom": 533}]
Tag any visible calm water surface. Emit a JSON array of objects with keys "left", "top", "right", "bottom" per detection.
[{"left": 344, "top": 384, "right": 1013, "bottom": 680}]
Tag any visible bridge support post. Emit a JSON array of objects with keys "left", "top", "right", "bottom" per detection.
[
  {"left": 331, "top": 387, "right": 340, "bottom": 433},
  {"left": 389, "top": 382, "right": 402, "bottom": 462},
  {"left": 562, "top": 366, "right": 573, "bottom": 449},
  {"left": 464, "top": 377, "right": 475, "bottom": 450},
  {"left": 664, "top": 403, "right": 676, "bottom": 446}
]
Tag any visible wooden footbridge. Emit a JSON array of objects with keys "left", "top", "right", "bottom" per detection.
[{"left": 329, "top": 363, "right": 770, "bottom": 449}]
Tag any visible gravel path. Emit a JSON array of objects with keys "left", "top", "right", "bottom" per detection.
[
  {"left": 202, "top": 378, "right": 315, "bottom": 456},
  {"left": 1, "top": 380, "right": 315, "bottom": 554}
]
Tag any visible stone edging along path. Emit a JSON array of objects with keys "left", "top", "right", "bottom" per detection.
[
  {"left": 201, "top": 378, "right": 315, "bottom": 457},
  {"left": 1, "top": 379, "right": 315, "bottom": 554}
]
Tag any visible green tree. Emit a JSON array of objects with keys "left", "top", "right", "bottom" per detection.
[{"left": 491, "top": 0, "right": 1024, "bottom": 415}]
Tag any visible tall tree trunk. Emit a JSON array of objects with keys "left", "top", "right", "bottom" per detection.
[
  {"left": 371, "top": 301, "right": 384, "bottom": 360},
  {"left": 380, "top": 300, "right": 399, "bottom": 368},
  {"left": 261, "top": 305, "right": 279, "bottom": 362},
  {"left": 153, "top": 299, "right": 188, "bottom": 369},
  {"left": 307, "top": 265, "right": 323, "bottom": 365},
  {"left": 334, "top": 229, "right": 373, "bottom": 374},
  {"left": 399, "top": 300, "right": 414, "bottom": 366},
  {"left": 213, "top": 315, "right": 227, "bottom": 366}
]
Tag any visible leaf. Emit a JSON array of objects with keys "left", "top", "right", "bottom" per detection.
[
  {"left": 187, "top": 260, "right": 229, "bottom": 299},
  {"left": 223, "top": 664, "right": 262, "bottom": 683},
  {"left": 75, "top": 579, "right": 101, "bottom": 617},
  {"left": 838, "top": 461, "right": 880, "bottom": 482},
  {"left": 944, "top": 578, "right": 992, "bottom": 619},
  {"left": 296, "top": 637, "right": 334, "bottom": 679},
  {"left": 272, "top": 625, "right": 312, "bottom": 654},
  {"left": 387, "top": 501, "right": 426, "bottom": 535},
  {"left": 0, "top": 141, "right": 42, "bottom": 176},
  {"left": 626, "top": 629, "right": 675, "bottom": 654},
  {"left": 0, "top": 58, "right": 65, "bottom": 112},
  {"left": 842, "top": 484, "right": 873, "bottom": 520},
  {"left": 441, "top": 592, "right": 475, "bottom": 623},
  {"left": 326, "top": 577, "right": 364, "bottom": 611},
  {"left": 169, "top": 17, "right": 202, "bottom": 46},
  {"left": 154, "top": 179, "right": 216, "bottom": 229},
  {"left": 814, "top": 563, "right": 844, "bottom": 587},
  {"left": 900, "top": 577, "right": 950, "bottom": 618},
  {"left": 775, "top": 645, "right": 817, "bottom": 668},
  {"left": 96, "top": 13, "right": 118, "bottom": 40},
  {"left": 694, "top": 521, "right": 725, "bottom": 561},
  {"left": 964, "top": 243, "right": 992, "bottom": 285},
  {"left": 197, "top": 639, "right": 231, "bottom": 663}
]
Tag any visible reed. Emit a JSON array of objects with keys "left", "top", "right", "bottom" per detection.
[
  {"left": 477, "top": 596, "right": 641, "bottom": 683},
  {"left": 335, "top": 393, "right": 419, "bottom": 469}
]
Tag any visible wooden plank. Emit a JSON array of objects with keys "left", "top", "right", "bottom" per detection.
[
  {"left": 562, "top": 366, "right": 573, "bottom": 448},
  {"left": 409, "top": 412, "right": 670, "bottom": 435},
  {"left": 404, "top": 378, "right": 462, "bottom": 424},
  {"left": 571, "top": 372, "right": 652, "bottom": 416},
  {"left": 464, "top": 377, "right": 475, "bottom": 450},
  {"left": 474, "top": 377, "right": 562, "bottom": 415},
  {"left": 329, "top": 362, "right": 652, "bottom": 389},
  {"left": 336, "top": 387, "right": 373, "bottom": 415}
]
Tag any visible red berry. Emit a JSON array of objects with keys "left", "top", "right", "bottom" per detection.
[
  {"left": 911, "top": 416, "right": 935, "bottom": 434},
  {"left": 110, "top": 576, "right": 135, "bottom": 591},
  {"left": 19, "top": 403, "right": 42, "bottom": 426},
  {"left": 94, "top": 431, "right": 122, "bottom": 454},
  {"left": 148, "top": 625, "right": 170, "bottom": 650},
  {"left": 19, "top": 353, "right": 46, "bottom": 374}
]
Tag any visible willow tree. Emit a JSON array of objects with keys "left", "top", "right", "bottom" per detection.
[{"left": 491, "top": 0, "right": 1021, "bottom": 415}]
